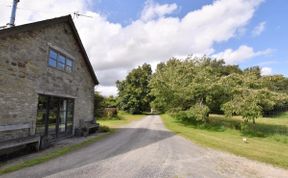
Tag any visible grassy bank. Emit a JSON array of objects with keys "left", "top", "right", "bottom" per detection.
[
  {"left": 161, "top": 114, "right": 288, "bottom": 169},
  {"left": 97, "top": 111, "right": 144, "bottom": 128}
]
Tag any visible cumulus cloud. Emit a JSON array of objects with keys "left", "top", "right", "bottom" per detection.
[
  {"left": 0, "top": 0, "right": 265, "bottom": 96},
  {"left": 252, "top": 21, "right": 266, "bottom": 37},
  {"left": 140, "top": 0, "right": 178, "bottom": 21},
  {"left": 96, "top": 85, "right": 118, "bottom": 97},
  {"left": 213, "top": 45, "right": 272, "bottom": 64},
  {"left": 261, "top": 67, "right": 272, "bottom": 76}
]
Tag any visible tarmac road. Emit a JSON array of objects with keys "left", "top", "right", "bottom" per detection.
[{"left": 3, "top": 115, "right": 288, "bottom": 178}]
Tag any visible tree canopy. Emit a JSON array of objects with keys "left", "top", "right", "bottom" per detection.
[
  {"left": 114, "top": 56, "right": 288, "bottom": 125},
  {"left": 116, "top": 63, "right": 153, "bottom": 114},
  {"left": 149, "top": 56, "right": 288, "bottom": 124}
]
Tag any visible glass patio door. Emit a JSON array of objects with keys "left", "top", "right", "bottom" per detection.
[
  {"left": 48, "top": 97, "right": 58, "bottom": 138},
  {"left": 36, "top": 95, "right": 74, "bottom": 140}
]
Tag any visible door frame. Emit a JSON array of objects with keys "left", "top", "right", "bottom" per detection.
[{"left": 36, "top": 94, "right": 74, "bottom": 140}]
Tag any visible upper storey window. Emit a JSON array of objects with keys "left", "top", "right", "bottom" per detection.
[{"left": 48, "top": 49, "right": 73, "bottom": 73}]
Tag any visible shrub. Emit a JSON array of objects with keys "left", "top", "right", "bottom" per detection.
[
  {"left": 174, "top": 110, "right": 197, "bottom": 123},
  {"left": 190, "top": 103, "right": 210, "bottom": 123},
  {"left": 103, "top": 108, "right": 118, "bottom": 118},
  {"left": 99, "top": 125, "right": 110, "bottom": 132}
]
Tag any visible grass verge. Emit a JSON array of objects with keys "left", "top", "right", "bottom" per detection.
[
  {"left": 161, "top": 114, "right": 288, "bottom": 169},
  {"left": 0, "top": 132, "right": 112, "bottom": 175},
  {"left": 97, "top": 111, "right": 144, "bottom": 128}
]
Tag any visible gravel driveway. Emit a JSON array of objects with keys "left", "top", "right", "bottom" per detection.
[{"left": 3, "top": 115, "right": 288, "bottom": 178}]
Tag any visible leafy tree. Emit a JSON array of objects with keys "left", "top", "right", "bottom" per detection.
[
  {"left": 117, "top": 63, "right": 153, "bottom": 114},
  {"left": 94, "top": 92, "right": 105, "bottom": 118},
  {"left": 221, "top": 71, "right": 288, "bottom": 126},
  {"left": 104, "top": 96, "right": 118, "bottom": 108},
  {"left": 149, "top": 56, "right": 288, "bottom": 124},
  {"left": 149, "top": 56, "right": 239, "bottom": 114}
]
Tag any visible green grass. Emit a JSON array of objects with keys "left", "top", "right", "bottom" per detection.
[
  {"left": 270, "top": 111, "right": 288, "bottom": 119},
  {"left": 97, "top": 111, "right": 144, "bottom": 128},
  {"left": 161, "top": 114, "right": 288, "bottom": 169},
  {"left": 0, "top": 132, "right": 112, "bottom": 175}
]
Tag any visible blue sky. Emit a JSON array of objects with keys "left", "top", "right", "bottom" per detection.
[
  {"left": 90, "top": 0, "right": 288, "bottom": 77},
  {"left": 0, "top": 0, "right": 287, "bottom": 96},
  {"left": 91, "top": 0, "right": 213, "bottom": 25}
]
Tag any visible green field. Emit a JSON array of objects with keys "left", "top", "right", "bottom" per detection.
[
  {"left": 97, "top": 111, "right": 144, "bottom": 128},
  {"left": 161, "top": 113, "right": 288, "bottom": 169}
]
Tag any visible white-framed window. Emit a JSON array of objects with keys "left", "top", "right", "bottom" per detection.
[{"left": 48, "top": 49, "right": 74, "bottom": 73}]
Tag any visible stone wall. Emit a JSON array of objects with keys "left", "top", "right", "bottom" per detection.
[{"left": 0, "top": 22, "right": 95, "bottom": 141}]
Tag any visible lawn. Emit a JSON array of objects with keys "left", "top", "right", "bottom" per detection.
[
  {"left": 97, "top": 111, "right": 144, "bottom": 128},
  {"left": 161, "top": 113, "right": 288, "bottom": 169}
]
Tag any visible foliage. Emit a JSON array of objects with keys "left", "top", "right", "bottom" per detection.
[
  {"left": 94, "top": 92, "right": 105, "bottom": 118},
  {"left": 117, "top": 63, "right": 153, "bottom": 114},
  {"left": 99, "top": 125, "right": 110, "bottom": 132},
  {"left": 190, "top": 103, "right": 210, "bottom": 123},
  {"left": 103, "top": 108, "right": 118, "bottom": 119},
  {"left": 104, "top": 96, "right": 118, "bottom": 108},
  {"left": 172, "top": 110, "right": 197, "bottom": 123},
  {"left": 149, "top": 56, "right": 240, "bottom": 121},
  {"left": 148, "top": 56, "right": 288, "bottom": 125},
  {"left": 94, "top": 92, "right": 120, "bottom": 118}
]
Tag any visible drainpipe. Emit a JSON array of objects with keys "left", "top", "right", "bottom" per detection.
[{"left": 7, "top": 0, "right": 20, "bottom": 28}]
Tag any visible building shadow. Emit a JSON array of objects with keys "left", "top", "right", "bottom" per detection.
[{"left": 1, "top": 127, "right": 175, "bottom": 178}]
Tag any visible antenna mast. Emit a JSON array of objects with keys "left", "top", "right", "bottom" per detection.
[
  {"left": 73, "top": 12, "right": 93, "bottom": 19},
  {"left": 7, "top": 0, "right": 20, "bottom": 27}
]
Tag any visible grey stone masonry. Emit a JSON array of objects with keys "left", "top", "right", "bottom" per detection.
[{"left": 0, "top": 17, "right": 97, "bottom": 141}]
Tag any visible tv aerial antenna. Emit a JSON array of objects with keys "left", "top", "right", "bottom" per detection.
[{"left": 73, "top": 12, "right": 93, "bottom": 19}]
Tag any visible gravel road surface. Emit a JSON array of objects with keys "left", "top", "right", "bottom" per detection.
[{"left": 2, "top": 115, "right": 288, "bottom": 178}]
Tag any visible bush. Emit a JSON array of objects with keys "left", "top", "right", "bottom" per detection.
[
  {"left": 99, "top": 125, "right": 110, "bottom": 132},
  {"left": 173, "top": 110, "right": 197, "bottom": 123},
  {"left": 190, "top": 103, "right": 210, "bottom": 123},
  {"left": 103, "top": 108, "right": 118, "bottom": 118}
]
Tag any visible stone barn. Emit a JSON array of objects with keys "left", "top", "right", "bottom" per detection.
[{"left": 0, "top": 15, "right": 99, "bottom": 151}]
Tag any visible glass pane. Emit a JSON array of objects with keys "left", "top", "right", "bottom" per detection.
[
  {"left": 48, "top": 58, "right": 57, "bottom": 67},
  {"left": 67, "top": 99, "right": 74, "bottom": 123},
  {"left": 66, "top": 59, "right": 73, "bottom": 66},
  {"left": 48, "top": 97, "right": 58, "bottom": 137},
  {"left": 59, "top": 99, "right": 67, "bottom": 133},
  {"left": 49, "top": 50, "right": 57, "bottom": 59},
  {"left": 66, "top": 123, "right": 73, "bottom": 134},
  {"left": 58, "top": 54, "right": 65, "bottom": 64},
  {"left": 57, "top": 62, "right": 65, "bottom": 70},
  {"left": 65, "top": 66, "right": 72, "bottom": 72},
  {"left": 36, "top": 95, "right": 48, "bottom": 136},
  {"left": 60, "top": 99, "right": 67, "bottom": 112},
  {"left": 59, "top": 112, "right": 66, "bottom": 133}
]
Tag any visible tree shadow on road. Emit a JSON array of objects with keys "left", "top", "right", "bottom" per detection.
[{"left": 72, "top": 127, "right": 175, "bottom": 168}]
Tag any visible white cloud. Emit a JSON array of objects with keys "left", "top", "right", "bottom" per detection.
[
  {"left": 0, "top": 0, "right": 265, "bottom": 96},
  {"left": 213, "top": 45, "right": 272, "bottom": 64},
  {"left": 140, "top": 0, "right": 178, "bottom": 21},
  {"left": 261, "top": 67, "right": 272, "bottom": 76},
  {"left": 252, "top": 21, "right": 266, "bottom": 36},
  {"left": 96, "top": 85, "right": 118, "bottom": 97}
]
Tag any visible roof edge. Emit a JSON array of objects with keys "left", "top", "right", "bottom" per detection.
[{"left": 0, "top": 15, "right": 99, "bottom": 85}]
